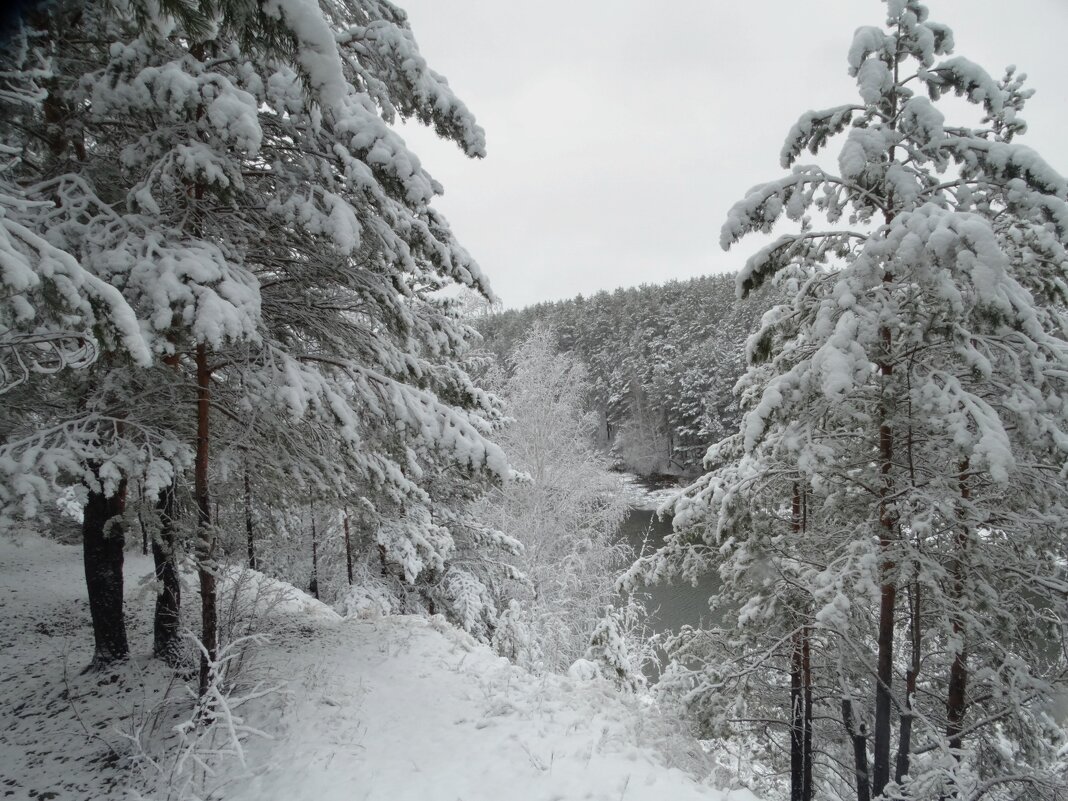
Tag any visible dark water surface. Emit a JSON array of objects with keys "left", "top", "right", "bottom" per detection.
[
  {"left": 619, "top": 487, "right": 1068, "bottom": 719},
  {"left": 620, "top": 507, "right": 722, "bottom": 635}
]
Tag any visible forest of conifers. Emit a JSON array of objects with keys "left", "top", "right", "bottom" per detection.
[
  {"left": 1, "top": 1, "right": 1067, "bottom": 800},
  {"left": 476, "top": 275, "right": 773, "bottom": 477}
]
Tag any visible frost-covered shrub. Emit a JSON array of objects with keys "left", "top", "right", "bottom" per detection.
[
  {"left": 584, "top": 598, "right": 654, "bottom": 692},
  {"left": 440, "top": 567, "right": 497, "bottom": 639},
  {"left": 338, "top": 579, "right": 394, "bottom": 620},
  {"left": 474, "top": 326, "right": 636, "bottom": 673},
  {"left": 491, "top": 599, "right": 535, "bottom": 665}
]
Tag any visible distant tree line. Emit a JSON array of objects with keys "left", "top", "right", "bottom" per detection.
[{"left": 476, "top": 275, "right": 776, "bottom": 477}]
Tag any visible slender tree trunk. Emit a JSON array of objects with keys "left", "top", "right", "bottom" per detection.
[
  {"left": 82, "top": 470, "right": 129, "bottom": 670},
  {"left": 38, "top": 9, "right": 126, "bottom": 673},
  {"left": 244, "top": 466, "right": 257, "bottom": 571},
  {"left": 309, "top": 506, "right": 319, "bottom": 600},
  {"left": 946, "top": 635, "right": 968, "bottom": 754},
  {"left": 873, "top": 580, "right": 896, "bottom": 795},
  {"left": 343, "top": 508, "right": 353, "bottom": 586},
  {"left": 152, "top": 480, "right": 183, "bottom": 664},
  {"left": 803, "top": 625, "right": 813, "bottom": 800},
  {"left": 791, "top": 631, "right": 805, "bottom": 801},
  {"left": 194, "top": 343, "right": 216, "bottom": 698},
  {"left": 181, "top": 87, "right": 217, "bottom": 695},
  {"left": 138, "top": 482, "right": 149, "bottom": 555},
  {"left": 895, "top": 583, "right": 920, "bottom": 784},
  {"left": 790, "top": 483, "right": 813, "bottom": 801},
  {"left": 872, "top": 303, "right": 898, "bottom": 798},
  {"left": 896, "top": 361, "right": 920, "bottom": 787},
  {"left": 842, "top": 695, "right": 871, "bottom": 801},
  {"left": 946, "top": 460, "right": 970, "bottom": 756}
]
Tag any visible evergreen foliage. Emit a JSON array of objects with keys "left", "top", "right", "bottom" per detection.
[
  {"left": 477, "top": 274, "right": 774, "bottom": 477},
  {"left": 632, "top": 2, "right": 1068, "bottom": 799},
  {"left": 0, "top": 0, "right": 510, "bottom": 678}
]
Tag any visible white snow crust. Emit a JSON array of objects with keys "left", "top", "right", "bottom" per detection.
[{"left": 0, "top": 533, "right": 762, "bottom": 801}]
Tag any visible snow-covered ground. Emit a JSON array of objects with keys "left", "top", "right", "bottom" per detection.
[
  {"left": 0, "top": 534, "right": 159, "bottom": 799},
  {"left": 0, "top": 533, "right": 760, "bottom": 801}
]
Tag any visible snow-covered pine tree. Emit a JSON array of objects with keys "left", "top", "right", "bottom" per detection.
[
  {"left": 633, "top": 2, "right": 1068, "bottom": 799},
  {"left": 0, "top": 24, "right": 149, "bottom": 400},
  {"left": 0, "top": 12, "right": 177, "bottom": 668},
  {"left": 1, "top": 0, "right": 512, "bottom": 678}
]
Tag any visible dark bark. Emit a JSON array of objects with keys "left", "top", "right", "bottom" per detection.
[
  {"left": 897, "top": 356, "right": 920, "bottom": 786},
  {"left": 895, "top": 584, "right": 920, "bottom": 784},
  {"left": 791, "top": 632, "right": 805, "bottom": 801},
  {"left": 872, "top": 310, "right": 898, "bottom": 799},
  {"left": 378, "top": 543, "right": 389, "bottom": 578},
  {"left": 244, "top": 466, "right": 257, "bottom": 571},
  {"left": 138, "top": 482, "right": 149, "bottom": 555},
  {"left": 82, "top": 472, "right": 129, "bottom": 669},
  {"left": 40, "top": 5, "right": 126, "bottom": 673},
  {"left": 343, "top": 509, "right": 353, "bottom": 586},
  {"left": 946, "top": 461, "right": 970, "bottom": 756},
  {"left": 789, "top": 483, "right": 813, "bottom": 801},
  {"left": 802, "top": 625, "right": 813, "bottom": 800},
  {"left": 152, "top": 481, "right": 183, "bottom": 664},
  {"left": 873, "top": 580, "right": 897, "bottom": 796},
  {"left": 842, "top": 697, "right": 871, "bottom": 801},
  {"left": 309, "top": 507, "right": 319, "bottom": 600},
  {"left": 946, "top": 641, "right": 968, "bottom": 752},
  {"left": 194, "top": 342, "right": 217, "bottom": 698}
]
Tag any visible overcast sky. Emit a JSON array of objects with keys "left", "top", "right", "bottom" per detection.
[{"left": 395, "top": 0, "right": 1068, "bottom": 309}]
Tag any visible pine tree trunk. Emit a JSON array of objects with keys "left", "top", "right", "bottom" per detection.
[
  {"left": 842, "top": 697, "right": 871, "bottom": 801},
  {"left": 82, "top": 470, "right": 129, "bottom": 670},
  {"left": 152, "top": 481, "right": 183, "bottom": 664},
  {"left": 872, "top": 315, "right": 898, "bottom": 798},
  {"left": 378, "top": 543, "right": 389, "bottom": 578},
  {"left": 895, "top": 584, "right": 920, "bottom": 784},
  {"left": 897, "top": 371, "right": 920, "bottom": 787},
  {"left": 791, "top": 632, "right": 806, "bottom": 801},
  {"left": 194, "top": 343, "right": 217, "bottom": 698},
  {"left": 37, "top": 15, "right": 127, "bottom": 675},
  {"left": 789, "top": 483, "right": 813, "bottom": 801},
  {"left": 138, "top": 483, "right": 149, "bottom": 555},
  {"left": 244, "top": 466, "right": 257, "bottom": 571},
  {"left": 946, "top": 461, "right": 970, "bottom": 756},
  {"left": 803, "top": 625, "right": 813, "bottom": 801},
  {"left": 343, "top": 509, "right": 353, "bottom": 586},
  {"left": 946, "top": 635, "right": 968, "bottom": 753},
  {"left": 873, "top": 582, "right": 896, "bottom": 796},
  {"left": 309, "top": 508, "right": 319, "bottom": 600}
]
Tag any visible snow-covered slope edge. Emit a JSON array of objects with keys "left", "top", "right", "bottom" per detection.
[
  {"left": 230, "top": 612, "right": 758, "bottom": 801},
  {"left": 0, "top": 533, "right": 760, "bottom": 801}
]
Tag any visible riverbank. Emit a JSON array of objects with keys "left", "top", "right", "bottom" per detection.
[{"left": 618, "top": 472, "right": 689, "bottom": 512}]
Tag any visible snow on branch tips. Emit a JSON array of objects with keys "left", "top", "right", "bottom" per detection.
[{"left": 660, "top": 2, "right": 1068, "bottom": 798}]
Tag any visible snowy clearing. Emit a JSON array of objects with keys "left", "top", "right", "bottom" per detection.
[{"left": 0, "top": 534, "right": 760, "bottom": 801}]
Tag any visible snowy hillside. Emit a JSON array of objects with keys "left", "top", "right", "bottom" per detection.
[{"left": 0, "top": 534, "right": 760, "bottom": 801}]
